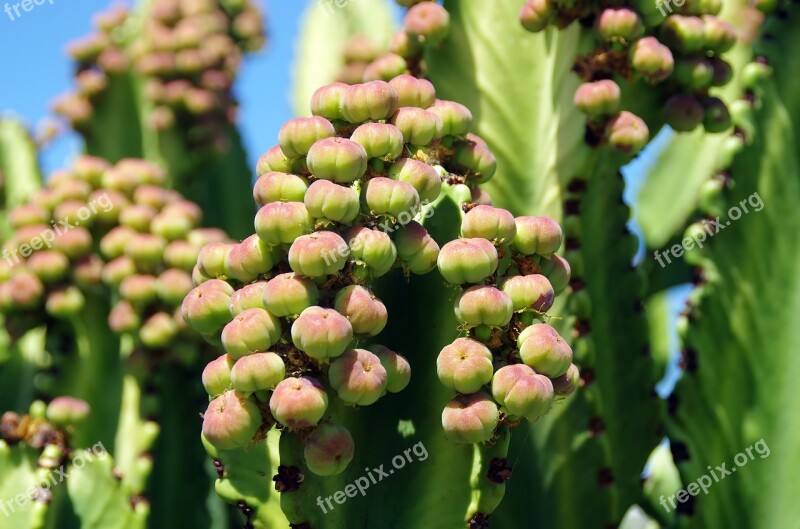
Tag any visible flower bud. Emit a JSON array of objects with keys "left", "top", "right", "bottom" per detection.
[
  {"left": 311, "top": 82, "right": 348, "bottom": 121},
  {"left": 661, "top": 15, "right": 706, "bottom": 54},
  {"left": 363, "top": 53, "right": 408, "bottom": 82},
  {"left": 404, "top": 2, "right": 450, "bottom": 46},
  {"left": 291, "top": 306, "right": 353, "bottom": 361},
  {"left": 629, "top": 37, "right": 674, "bottom": 83},
  {"left": 279, "top": 116, "right": 336, "bottom": 158},
  {"left": 370, "top": 345, "right": 411, "bottom": 393},
  {"left": 513, "top": 216, "right": 563, "bottom": 256},
  {"left": 595, "top": 8, "right": 643, "bottom": 42},
  {"left": 157, "top": 268, "right": 194, "bottom": 305},
  {"left": 181, "top": 279, "right": 235, "bottom": 334},
  {"left": 202, "top": 355, "right": 233, "bottom": 397},
  {"left": 304, "top": 423, "right": 355, "bottom": 476},
  {"left": 499, "top": 274, "right": 555, "bottom": 312},
  {"left": 328, "top": 348, "right": 388, "bottom": 405},
  {"left": 340, "top": 81, "right": 399, "bottom": 123},
  {"left": 492, "top": 364, "right": 554, "bottom": 420},
  {"left": 254, "top": 202, "right": 313, "bottom": 244},
  {"left": 202, "top": 390, "right": 262, "bottom": 450},
  {"left": 394, "top": 220, "right": 440, "bottom": 274},
  {"left": 441, "top": 392, "right": 498, "bottom": 444},
  {"left": 517, "top": 323, "right": 572, "bottom": 377},
  {"left": 350, "top": 123, "right": 405, "bottom": 161},
  {"left": 230, "top": 352, "right": 286, "bottom": 394},
  {"left": 140, "top": 311, "right": 180, "bottom": 348},
  {"left": 391, "top": 107, "right": 443, "bottom": 146},
  {"left": 304, "top": 180, "right": 360, "bottom": 225},
  {"left": 221, "top": 308, "right": 281, "bottom": 360},
  {"left": 552, "top": 363, "right": 580, "bottom": 396},
  {"left": 454, "top": 285, "right": 513, "bottom": 328},
  {"left": 253, "top": 172, "right": 309, "bottom": 207},
  {"left": 269, "top": 376, "right": 328, "bottom": 428},
  {"left": 574, "top": 80, "right": 621, "bottom": 119},
  {"left": 227, "top": 235, "right": 280, "bottom": 282},
  {"left": 437, "top": 338, "right": 494, "bottom": 394},
  {"left": 387, "top": 158, "right": 442, "bottom": 203},
  {"left": 334, "top": 285, "right": 388, "bottom": 337},
  {"left": 437, "top": 238, "right": 498, "bottom": 284},
  {"left": 452, "top": 139, "right": 496, "bottom": 183},
  {"left": 307, "top": 137, "right": 368, "bottom": 184},
  {"left": 519, "top": 0, "right": 553, "bottom": 33},
  {"left": 604, "top": 111, "right": 650, "bottom": 154},
  {"left": 345, "top": 227, "right": 397, "bottom": 278},
  {"left": 364, "top": 177, "right": 420, "bottom": 219},
  {"left": 288, "top": 231, "right": 349, "bottom": 277}
]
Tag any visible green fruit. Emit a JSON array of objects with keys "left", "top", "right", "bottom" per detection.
[
  {"left": 427, "top": 99, "right": 472, "bottom": 136},
  {"left": 202, "top": 354, "right": 234, "bottom": 397},
  {"left": 226, "top": 234, "right": 280, "bottom": 282},
  {"left": 288, "top": 231, "right": 349, "bottom": 278},
  {"left": 181, "top": 279, "right": 235, "bottom": 334},
  {"left": 391, "top": 107, "right": 443, "bottom": 146},
  {"left": 517, "top": 323, "right": 573, "bottom": 377},
  {"left": 269, "top": 376, "right": 329, "bottom": 428},
  {"left": 452, "top": 139, "right": 497, "bottom": 183},
  {"left": 254, "top": 201, "right": 313, "bottom": 244},
  {"left": 350, "top": 123, "right": 405, "bottom": 161},
  {"left": 595, "top": 8, "right": 643, "bottom": 42},
  {"left": 370, "top": 345, "right": 411, "bottom": 393},
  {"left": 230, "top": 282, "right": 269, "bottom": 316},
  {"left": 437, "top": 338, "right": 494, "bottom": 394},
  {"left": 461, "top": 205, "right": 516, "bottom": 244},
  {"left": 387, "top": 158, "right": 442, "bottom": 203},
  {"left": 306, "top": 137, "right": 368, "bottom": 183},
  {"left": 340, "top": 81, "right": 400, "bottom": 123},
  {"left": 441, "top": 392, "right": 499, "bottom": 444},
  {"left": 363, "top": 53, "right": 409, "bottom": 82},
  {"left": 304, "top": 180, "right": 361, "bottom": 225},
  {"left": 552, "top": 363, "right": 581, "bottom": 396},
  {"left": 304, "top": 423, "right": 355, "bottom": 476},
  {"left": 404, "top": 2, "right": 450, "bottom": 46},
  {"left": 230, "top": 352, "right": 286, "bottom": 393},
  {"left": 334, "top": 285, "right": 388, "bottom": 337},
  {"left": 139, "top": 312, "right": 180, "bottom": 348},
  {"left": 437, "top": 238, "right": 498, "bottom": 284},
  {"left": 663, "top": 94, "right": 704, "bottom": 132},
  {"left": 394, "top": 221, "right": 440, "bottom": 274},
  {"left": 252, "top": 172, "right": 309, "bottom": 207},
  {"left": 604, "top": 111, "right": 650, "bottom": 154},
  {"left": 263, "top": 272, "right": 319, "bottom": 317},
  {"left": 513, "top": 216, "right": 563, "bottom": 256},
  {"left": 278, "top": 116, "right": 336, "bottom": 158},
  {"left": 491, "top": 364, "right": 554, "bottom": 420},
  {"left": 454, "top": 285, "right": 513, "bottom": 328},
  {"left": 221, "top": 308, "right": 281, "bottom": 360},
  {"left": 574, "top": 80, "right": 621, "bottom": 119},
  {"left": 499, "top": 274, "right": 555, "bottom": 312},
  {"left": 202, "top": 390, "right": 261, "bottom": 450},
  {"left": 629, "top": 36, "right": 674, "bottom": 83},
  {"left": 328, "top": 348, "right": 388, "bottom": 405},
  {"left": 291, "top": 306, "right": 353, "bottom": 361},
  {"left": 388, "top": 74, "right": 436, "bottom": 108},
  {"left": 46, "top": 397, "right": 90, "bottom": 426},
  {"left": 310, "top": 82, "right": 348, "bottom": 120}
]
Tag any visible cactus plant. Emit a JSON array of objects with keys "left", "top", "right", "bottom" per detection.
[{"left": 1, "top": 0, "right": 798, "bottom": 527}]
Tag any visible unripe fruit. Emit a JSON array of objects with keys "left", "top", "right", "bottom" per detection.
[
  {"left": 252, "top": 172, "right": 309, "bottom": 207},
  {"left": 89, "top": 189, "right": 127, "bottom": 224},
  {"left": 363, "top": 53, "right": 408, "bottom": 82},
  {"left": 125, "top": 233, "right": 167, "bottom": 270},
  {"left": 454, "top": 285, "right": 513, "bottom": 328},
  {"left": 310, "top": 82, "right": 348, "bottom": 121},
  {"left": 54, "top": 200, "right": 92, "bottom": 228},
  {"left": 346, "top": 226, "right": 397, "bottom": 278},
  {"left": 334, "top": 285, "right": 388, "bottom": 336},
  {"left": 437, "top": 238, "right": 498, "bottom": 284},
  {"left": 165, "top": 200, "right": 202, "bottom": 226},
  {"left": 709, "top": 57, "right": 733, "bottom": 87},
  {"left": 343, "top": 35, "right": 380, "bottom": 64},
  {"left": 288, "top": 231, "right": 349, "bottom": 277},
  {"left": 263, "top": 273, "right": 319, "bottom": 317},
  {"left": 304, "top": 423, "right": 355, "bottom": 476},
  {"left": 388, "top": 74, "right": 436, "bottom": 109},
  {"left": 340, "top": 81, "right": 399, "bottom": 123},
  {"left": 389, "top": 30, "right": 421, "bottom": 59},
  {"left": 437, "top": 338, "right": 494, "bottom": 394},
  {"left": 254, "top": 201, "right": 313, "bottom": 244},
  {"left": 181, "top": 279, "right": 235, "bottom": 334},
  {"left": 596, "top": 8, "right": 643, "bottom": 41},
  {"left": 46, "top": 397, "right": 90, "bottom": 426},
  {"left": 404, "top": 2, "right": 450, "bottom": 46},
  {"left": 202, "top": 355, "right": 233, "bottom": 396},
  {"left": 73, "top": 255, "right": 104, "bottom": 287},
  {"left": 552, "top": 363, "right": 580, "bottom": 396},
  {"left": 156, "top": 268, "right": 194, "bottom": 305},
  {"left": 661, "top": 15, "right": 706, "bottom": 54},
  {"left": 574, "top": 80, "right": 621, "bottom": 119},
  {"left": 108, "top": 300, "right": 140, "bottom": 333},
  {"left": 328, "top": 348, "right": 388, "bottom": 405},
  {"left": 45, "top": 286, "right": 85, "bottom": 318},
  {"left": 198, "top": 242, "right": 235, "bottom": 278},
  {"left": 119, "top": 203, "right": 157, "bottom": 232},
  {"left": 539, "top": 254, "right": 571, "bottom": 294},
  {"left": 519, "top": 0, "right": 553, "bottom": 33},
  {"left": 394, "top": 221, "right": 440, "bottom": 274},
  {"left": 500, "top": 274, "right": 555, "bottom": 312},
  {"left": 513, "top": 216, "right": 563, "bottom": 256},
  {"left": 151, "top": 211, "right": 193, "bottom": 241},
  {"left": 140, "top": 312, "right": 180, "bottom": 348},
  {"left": 629, "top": 37, "right": 674, "bottom": 83},
  {"left": 663, "top": 94, "right": 704, "bottom": 132},
  {"left": 387, "top": 158, "right": 441, "bottom": 203},
  {"left": 278, "top": 116, "right": 336, "bottom": 158},
  {"left": 304, "top": 180, "right": 360, "bottom": 225},
  {"left": 10, "top": 204, "right": 50, "bottom": 229},
  {"left": 350, "top": 123, "right": 404, "bottom": 161},
  {"left": 306, "top": 138, "right": 368, "bottom": 183},
  {"left": 227, "top": 235, "right": 280, "bottom": 282},
  {"left": 441, "top": 392, "right": 498, "bottom": 444},
  {"left": 427, "top": 99, "right": 472, "bottom": 137},
  {"left": 53, "top": 228, "right": 93, "bottom": 259},
  {"left": 291, "top": 306, "right": 353, "bottom": 361},
  {"left": 257, "top": 144, "right": 296, "bottom": 175},
  {"left": 27, "top": 251, "right": 69, "bottom": 284},
  {"left": 492, "top": 364, "right": 554, "bottom": 420},
  {"left": 452, "top": 139, "right": 496, "bottom": 183},
  {"left": 229, "top": 282, "right": 269, "bottom": 316},
  {"left": 674, "top": 57, "right": 714, "bottom": 90},
  {"left": 230, "top": 352, "right": 286, "bottom": 393},
  {"left": 702, "top": 96, "right": 731, "bottom": 133},
  {"left": 164, "top": 240, "right": 200, "bottom": 271},
  {"left": 605, "top": 111, "right": 650, "bottom": 154},
  {"left": 517, "top": 323, "right": 573, "bottom": 377},
  {"left": 370, "top": 345, "right": 411, "bottom": 393},
  {"left": 202, "top": 390, "right": 261, "bottom": 450},
  {"left": 702, "top": 15, "right": 736, "bottom": 54},
  {"left": 365, "top": 177, "right": 420, "bottom": 218},
  {"left": 221, "top": 308, "right": 281, "bottom": 360},
  {"left": 391, "top": 107, "right": 443, "bottom": 146},
  {"left": 269, "top": 376, "right": 328, "bottom": 428},
  {"left": 120, "top": 274, "right": 159, "bottom": 305},
  {"left": 461, "top": 205, "right": 516, "bottom": 244}
]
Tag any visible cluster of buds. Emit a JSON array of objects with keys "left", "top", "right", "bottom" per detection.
[
  {"left": 436, "top": 207, "right": 579, "bottom": 444},
  {"left": 186, "top": 75, "right": 492, "bottom": 476},
  {"left": 54, "top": 0, "right": 265, "bottom": 146},
  {"left": 518, "top": 0, "right": 737, "bottom": 153},
  {"left": 336, "top": 1, "right": 451, "bottom": 84},
  {"left": 0, "top": 156, "right": 223, "bottom": 367}
]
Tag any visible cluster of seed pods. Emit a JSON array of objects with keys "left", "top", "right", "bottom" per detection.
[
  {"left": 55, "top": 0, "right": 264, "bottom": 145},
  {"left": 435, "top": 206, "right": 580, "bottom": 444},
  {"left": 185, "top": 75, "right": 496, "bottom": 476},
  {"left": 0, "top": 156, "right": 222, "bottom": 366},
  {"left": 518, "top": 0, "right": 736, "bottom": 152}
]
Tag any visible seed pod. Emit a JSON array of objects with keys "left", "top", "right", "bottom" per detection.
[
  {"left": 202, "top": 390, "right": 262, "bottom": 450},
  {"left": 221, "top": 308, "right": 281, "bottom": 360},
  {"left": 394, "top": 220, "right": 439, "bottom": 274},
  {"left": 328, "top": 348, "right": 388, "bottom": 405},
  {"left": 350, "top": 123, "right": 405, "bottom": 161},
  {"left": 491, "top": 364, "right": 554, "bottom": 420},
  {"left": 437, "top": 338, "right": 494, "bottom": 394},
  {"left": 288, "top": 231, "right": 349, "bottom": 278},
  {"left": 304, "top": 423, "right": 355, "bottom": 476},
  {"left": 387, "top": 158, "right": 442, "bottom": 203},
  {"left": 269, "top": 376, "right": 328, "bottom": 428},
  {"left": 454, "top": 285, "right": 513, "bottom": 328},
  {"left": 278, "top": 116, "right": 336, "bottom": 158},
  {"left": 334, "top": 285, "right": 388, "bottom": 337},
  {"left": 441, "top": 392, "right": 499, "bottom": 444},
  {"left": 518, "top": 323, "right": 573, "bottom": 377},
  {"left": 203, "top": 354, "right": 234, "bottom": 397},
  {"left": 437, "top": 238, "right": 498, "bottom": 285},
  {"left": 304, "top": 180, "right": 361, "bottom": 225},
  {"left": 230, "top": 352, "right": 286, "bottom": 394},
  {"left": 253, "top": 172, "right": 309, "bottom": 207},
  {"left": 307, "top": 137, "right": 368, "bottom": 183},
  {"left": 499, "top": 274, "right": 555, "bottom": 312},
  {"left": 370, "top": 345, "right": 411, "bottom": 393},
  {"left": 345, "top": 227, "right": 398, "bottom": 278},
  {"left": 291, "top": 306, "right": 353, "bottom": 361}
]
